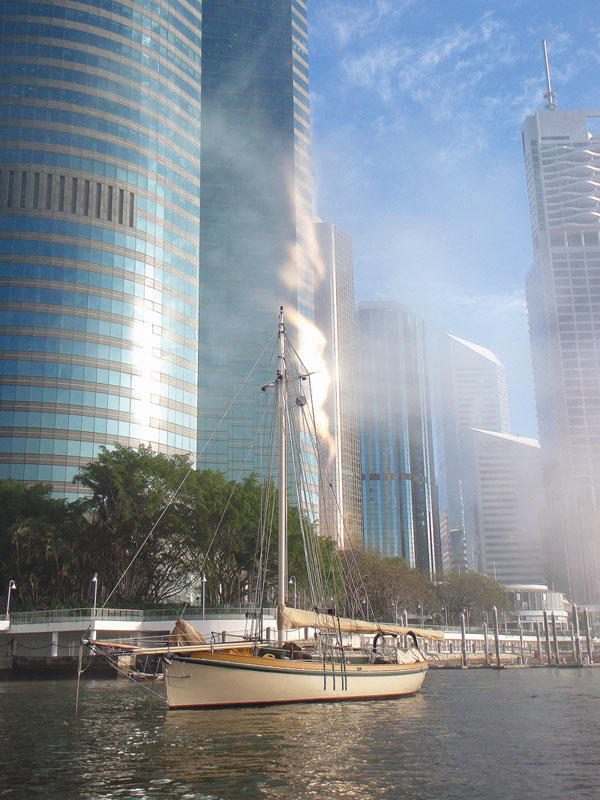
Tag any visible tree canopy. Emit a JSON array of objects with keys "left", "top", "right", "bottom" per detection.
[{"left": 0, "top": 445, "right": 513, "bottom": 620}]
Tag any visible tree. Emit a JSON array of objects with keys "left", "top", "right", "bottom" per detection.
[
  {"left": 436, "top": 571, "right": 510, "bottom": 625},
  {"left": 341, "top": 549, "right": 437, "bottom": 622},
  {"left": 74, "top": 444, "right": 196, "bottom": 604},
  {"left": 0, "top": 479, "right": 85, "bottom": 607}
]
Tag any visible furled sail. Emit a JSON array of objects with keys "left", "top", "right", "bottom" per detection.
[{"left": 280, "top": 606, "right": 444, "bottom": 641}]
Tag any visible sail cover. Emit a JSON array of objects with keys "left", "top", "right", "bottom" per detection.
[{"left": 280, "top": 606, "right": 444, "bottom": 641}]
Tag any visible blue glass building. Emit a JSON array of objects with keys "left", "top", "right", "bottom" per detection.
[
  {"left": 357, "top": 302, "right": 439, "bottom": 577},
  {"left": 0, "top": 0, "right": 315, "bottom": 504},
  {"left": 0, "top": 0, "right": 201, "bottom": 497},
  {"left": 197, "top": 0, "right": 314, "bottom": 483}
]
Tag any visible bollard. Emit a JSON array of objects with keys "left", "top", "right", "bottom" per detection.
[
  {"left": 266, "top": 626, "right": 271, "bottom": 642},
  {"left": 543, "top": 609, "right": 552, "bottom": 665},
  {"left": 584, "top": 609, "right": 593, "bottom": 665},
  {"left": 492, "top": 605, "right": 501, "bottom": 667},
  {"left": 519, "top": 621, "right": 525, "bottom": 665},
  {"left": 483, "top": 622, "right": 489, "bottom": 666},
  {"left": 573, "top": 604, "right": 582, "bottom": 665},
  {"left": 221, "top": 631, "right": 227, "bottom": 643},
  {"left": 551, "top": 612, "right": 559, "bottom": 664}
]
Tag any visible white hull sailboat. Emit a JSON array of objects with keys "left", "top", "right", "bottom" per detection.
[{"left": 88, "top": 309, "right": 443, "bottom": 709}]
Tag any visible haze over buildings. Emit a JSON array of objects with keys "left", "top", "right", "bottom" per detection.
[
  {"left": 460, "top": 428, "right": 545, "bottom": 586},
  {"left": 357, "top": 301, "right": 438, "bottom": 577},
  {"left": 0, "top": 0, "right": 320, "bottom": 509},
  {"left": 523, "top": 103, "right": 600, "bottom": 603},
  {"left": 436, "top": 333, "right": 511, "bottom": 573},
  {"left": 314, "top": 221, "right": 362, "bottom": 546}
]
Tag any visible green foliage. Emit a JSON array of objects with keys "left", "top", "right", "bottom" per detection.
[
  {"left": 348, "top": 550, "right": 438, "bottom": 621},
  {"left": 436, "top": 571, "right": 510, "bottom": 624},
  {"left": 0, "top": 479, "right": 86, "bottom": 607}
]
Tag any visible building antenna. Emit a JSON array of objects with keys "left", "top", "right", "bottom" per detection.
[{"left": 542, "top": 40, "right": 557, "bottom": 110}]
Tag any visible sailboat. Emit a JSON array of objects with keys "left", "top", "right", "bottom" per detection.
[{"left": 87, "top": 308, "right": 443, "bottom": 708}]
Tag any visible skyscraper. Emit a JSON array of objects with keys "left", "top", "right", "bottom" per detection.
[
  {"left": 436, "top": 333, "right": 510, "bottom": 572},
  {"left": 358, "top": 301, "right": 438, "bottom": 577},
  {"left": 0, "top": 0, "right": 202, "bottom": 498},
  {"left": 314, "top": 220, "right": 362, "bottom": 546},
  {"left": 523, "top": 102, "right": 600, "bottom": 602},
  {"left": 0, "top": 1, "right": 316, "bottom": 504},
  {"left": 197, "top": 0, "right": 316, "bottom": 484},
  {"left": 460, "top": 428, "right": 545, "bottom": 586}
]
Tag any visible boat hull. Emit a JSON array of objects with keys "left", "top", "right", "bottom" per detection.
[{"left": 164, "top": 652, "right": 428, "bottom": 709}]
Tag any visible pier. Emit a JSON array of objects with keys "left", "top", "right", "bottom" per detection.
[{"left": 1, "top": 609, "right": 598, "bottom": 676}]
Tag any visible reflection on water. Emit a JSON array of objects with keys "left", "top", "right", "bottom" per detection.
[{"left": 0, "top": 670, "right": 599, "bottom": 799}]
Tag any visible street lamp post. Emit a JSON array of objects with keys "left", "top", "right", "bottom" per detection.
[
  {"left": 92, "top": 573, "right": 98, "bottom": 618},
  {"left": 201, "top": 573, "right": 207, "bottom": 620},
  {"left": 441, "top": 604, "right": 449, "bottom": 626},
  {"left": 5, "top": 580, "right": 16, "bottom": 619},
  {"left": 288, "top": 576, "right": 297, "bottom": 608},
  {"left": 417, "top": 602, "right": 424, "bottom": 628}
]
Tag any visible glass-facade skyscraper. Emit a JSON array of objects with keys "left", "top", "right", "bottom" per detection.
[
  {"left": 0, "top": 0, "right": 201, "bottom": 498},
  {"left": 0, "top": 0, "right": 315, "bottom": 504},
  {"left": 197, "top": 0, "right": 315, "bottom": 485},
  {"left": 523, "top": 108, "right": 600, "bottom": 602},
  {"left": 314, "top": 221, "right": 362, "bottom": 546},
  {"left": 436, "top": 333, "right": 511, "bottom": 573},
  {"left": 357, "top": 301, "right": 438, "bottom": 577}
]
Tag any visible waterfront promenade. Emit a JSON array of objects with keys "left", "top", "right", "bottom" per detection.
[{"left": 1, "top": 607, "right": 597, "bottom": 676}]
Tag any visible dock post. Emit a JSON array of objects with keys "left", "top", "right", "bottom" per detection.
[
  {"left": 551, "top": 612, "right": 559, "bottom": 664},
  {"left": 483, "top": 621, "right": 489, "bottom": 666},
  {"left": 518, "top": 620, "right": 525, "bottom": 664},
  {"left": 492, "top": 605, "right": 501, "bottom": 667},
  {"left": 535, "top": 622, "right": 542, "bottom": 664},
  {"left": 573, "top": 604, "right": 582, "bottom": 665},
  {"left": 584, "top": 609, "right": 593, "bottom": 664},
  {"left": 543, "top": 609, "right": 552, "bottom": 665},
  {"left": 460, "top": 611, "right": 468, "bottom": 668}
]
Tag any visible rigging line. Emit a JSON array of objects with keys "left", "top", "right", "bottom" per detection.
[{"left": 101, "top": 327, "right": 277, "bottom": 610}]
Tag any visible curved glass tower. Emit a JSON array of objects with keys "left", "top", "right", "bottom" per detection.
[{"left": 0, "top": 0, "right": 201, "bottom": 497}]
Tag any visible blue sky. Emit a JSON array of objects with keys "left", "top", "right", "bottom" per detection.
[{"left": 309, "top": 0, "right": 599, "bottom": 437}]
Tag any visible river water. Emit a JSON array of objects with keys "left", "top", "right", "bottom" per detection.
[{"left": 1, "top": 668, "right": 599, "bottom": 799}]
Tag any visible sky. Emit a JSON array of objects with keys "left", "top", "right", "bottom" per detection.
[{"left": 308, "top": 0, "right": 600, "bottom": 438}]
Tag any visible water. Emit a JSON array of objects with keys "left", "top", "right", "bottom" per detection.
[{"left": 1, "top": 669, "right": 599, "bottom": 799}]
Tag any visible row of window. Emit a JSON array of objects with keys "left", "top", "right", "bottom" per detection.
[
  {"left": 0, "top": 74, "right": 200, "bottom": 140},
  {"left": 0, "top": 169, "right": 136, "bottom": 228},
  {"left": 0, "top": 250, "right": 197, "bottom": 297},
  {"left": 0, "top": 384, "right": 196, "bottom": 416},
  {"left": 0, "top": 280, "right": 197, "bottom": 325},
  {"left": 2, "top": 10, "right": 201, "bottom": 73},
  {"left": 0, "top": 359, "right": 197, "bottom": 390},
  {"left": 0, "top": 98, "right": 199, "bottom": 161},
  {"left": 0, "top": 101, "right": 200, "bottom": 169},
  {"left": 1, "top": 290, "right": 196, "bottom": 343},
  {"left": 0, "top": 143, "right": 200, "bottom": 218},
  {"left": 0, "top": 412, "right": 196, "bottom": 441},
  {"left": 0, "top": 429, "right": 195, "bottom": 461},
  {"left": 0, "top": 125, "right": 200, "bottom": 191},
  {"left": 0, "top": 215, "right": 198, "bottom": 277},
  {"left": 0, "top": 406, "right": 196, "bottom": 435}
]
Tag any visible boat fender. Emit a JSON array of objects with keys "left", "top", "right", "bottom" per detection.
[{"left": 263, "top": 653, "right": 276, "bottom": 660}]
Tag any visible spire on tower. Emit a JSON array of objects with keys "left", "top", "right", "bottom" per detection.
[{"left": 542, "top": 40, "right": 557, "bottom": 110}]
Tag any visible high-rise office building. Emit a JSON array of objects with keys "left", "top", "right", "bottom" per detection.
[
  {"left": 0, "top": 1, "right": 316, "bottom": 505},
  {"left": 0, "top": 0, "right": 202, "bottom": 498},
  {"left": 436, "top": 333, "right": 510, "bottom": 572},
  {"left": 314, "top": 221, "right": 362, "bottom": 546},
  {"left": 197, "top": 0, "right": 316, "bottom": 488},
  {"left": 523, "top": 104, "right": 600, "bottom": 602},
  {"left": 357, "top": 301, "right": 438, "bottom": 577},
  {"left": 460, "top": 428, "right": 546, "bottom": 586}
]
